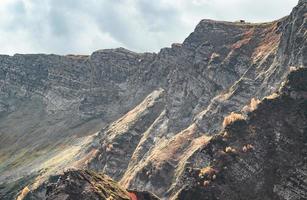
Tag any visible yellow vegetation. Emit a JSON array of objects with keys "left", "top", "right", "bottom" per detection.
[
  {"left": 242, "top": 144, "right": 254, "bottom": 152},
  {"left": 222, "top": 131, "right": 229, "bottom": 138},
  {"left": 242, "top": 98, "right": 260, "bottom": 113},
  {"left": 265, "top": 93, "right": 279, "bottom": 100},
  {"left": 199, "top": 167, "right": 217, "bottom": 178},
  {"left": 225, "top": 146, "right": 237, "bottom": 153},
  {"left": 223, "top": 112, "right": 245, "bottom": 128},
  {"left": 17, "top": 186, "right": 30, "bottom": 200}
]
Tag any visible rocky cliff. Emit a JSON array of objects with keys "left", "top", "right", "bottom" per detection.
[
  {"left": 0, "top": 1, "right": 306, "bottom": 200},
  {"left": 173, "top": 67, "right": 307, "bottom": 200}
]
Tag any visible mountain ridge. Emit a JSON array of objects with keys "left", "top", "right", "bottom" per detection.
[{"left": 0, "top": 1, "right": 306, "bottom": 199}]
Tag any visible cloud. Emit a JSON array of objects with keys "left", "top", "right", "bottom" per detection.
[{"left": 0, "top": 0, "right": 298, "bottom": 55}]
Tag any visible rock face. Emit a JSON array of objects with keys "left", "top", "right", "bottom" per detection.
[
  {"left": 19, "top": 170, "right": 160, "bottom": 200},
  {"left": 0, "top": 1, "right": 306, "bottom": 200},
  {"left": 173, "top": 68, "right": 307, "bottom": 200},
  {"left": 87, "top": 89, "right": 166, "bottom": 180},
  {"left": 23, "top": 170, "right": 132, "bottom": 200}
]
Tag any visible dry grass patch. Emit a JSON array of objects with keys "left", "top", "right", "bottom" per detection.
[
  {"left": 199, "top": 167, "right": 217, "bottom": 178},
  {"left": 242, "top": 98, "right": 261, "bottom": 113},
  {"left": 225, "top": 146, "right": 237, "bottom": 154},
  {"left": 242, "top": 144, "right": 254, "bottom": 152},
  {"left": 265, "top": 93, "right": 279, "bottom": 100},
  {"left": 223, "top": 112, "right": 245, "bottom": 128},
  {"left": 16, "top": 186, "right": 30, "bottom": 200}
]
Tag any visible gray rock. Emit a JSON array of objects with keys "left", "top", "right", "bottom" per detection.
[{"left": 0, "top": 1, "right": 306, "bottom": 199}]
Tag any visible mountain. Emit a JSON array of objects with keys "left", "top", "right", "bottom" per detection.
[
  {"left": 0, "top": 0, "right": 306, "bottom": 199},
  {"left": 20, "top": 169, "right": 159, "bottom": 200},
  {"left": 174, "top": 67, "right": 307, "bottom": 200}
]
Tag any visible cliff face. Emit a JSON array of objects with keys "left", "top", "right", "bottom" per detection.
[
  {"left": 0, "top": 1, "right": 306, "bottom": 200},
  {"left": 174, "top": 67, "right": 307, "bottom": 200},
  {"left": 21, "top": 169, "right": 158, "bottom": 200}
]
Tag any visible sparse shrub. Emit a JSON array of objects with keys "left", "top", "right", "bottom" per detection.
[
  {"left": 106, "top": 144, "right": 113, "bottom": 152},
  {"left": 265, "top": 93, "right": 279, "bottom": 100},
  {"left": 242, "top": 144, "right": 254, "bottom": 152},
  {"left": 223, "top": 112, "right": 245, "bottom": 128},
  {"left": 199, "top": 167, "right": 217, "bottom": 182},
  {"left": 242, "top": 146, "right": 247, "bottom": 152},
  {"left": 289, "top": 66, "right": 297, "bottom": 71},
  {"left": 17, "top": 186, "right": 30, "bottom": 200},
  {"left": 225, "top": 146, "right": 237, "bottom": 154},
  {"left": 211, "top": 53, "right": 220, "bottom": 59},
  {"left": 199, "top": 167, "right": 216, "bottom": 178},
  {"left": 223, "top": 131, "right": 229, "bottom": 138},
  {"left": 242, "top": 98, "right": 260, "bottom": 113},
  {"left": 203, "top": 180, "right": 210, "bottom": 187}
]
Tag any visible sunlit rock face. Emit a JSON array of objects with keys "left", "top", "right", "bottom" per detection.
[
  {"left": 0, "top": 1, "right": 306, "bottom": 200},
  {"left": 173, "top": 68, "right": 307, "bottom": 200},
  {"left": 22, "top": 170, "right": 132, "bottom": 200}
]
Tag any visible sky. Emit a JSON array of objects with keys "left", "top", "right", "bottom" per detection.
[{"left": 0, "top": 0, "right": 299, "bottom": 55}]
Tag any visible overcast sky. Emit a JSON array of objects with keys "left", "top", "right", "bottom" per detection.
[{"left": 0, "top": 0, "right": 298, "bottom": 55}]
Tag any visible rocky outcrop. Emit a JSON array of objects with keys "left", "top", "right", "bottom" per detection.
[
  {"left": 22, "top": 170, "right": 132, "bottom": 200},
  {"left": 0, "top": 1, "right": 306, "bottom": 199},
  {"left": 118, "top": 2, "right": 306, "bottom": 198},
  {"left": 173, "top": 67, "right": 307, "bottom": 200},
  {"left": 19, "top": 169, "right": 161, "bottom": 200},
  {"left": 87, "top": 89, "right": 166, "bottom": 180}
]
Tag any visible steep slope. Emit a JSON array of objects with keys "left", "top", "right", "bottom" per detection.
[
  {"left": 173, "top": 67, "right": 307, "bottom": 200},
  {"left": 117, "top": 1, "right": 306, "bottom": 198},
  {"left": 20, "top": 170, "right": 133, "bottom": 200},
  {"left": 0, "top": 1, "right": 306, "bottom": 199},
  {"left": 87, "top": 89, "right": 165, "bottom": 180},
  {"left": 19, "top": 170, "right": 160, "bottom": 200}
]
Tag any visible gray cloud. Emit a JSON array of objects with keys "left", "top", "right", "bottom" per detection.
[{"left": 0, "top": 0, "right": 298, "bottom": 55}]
